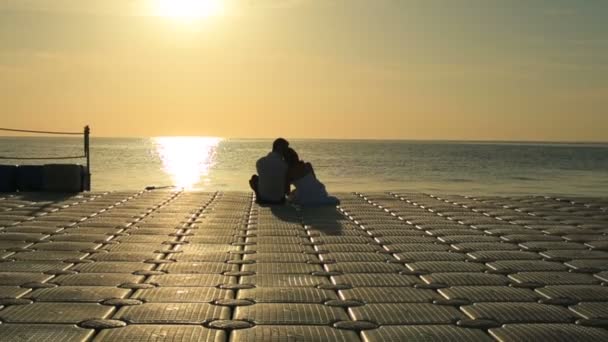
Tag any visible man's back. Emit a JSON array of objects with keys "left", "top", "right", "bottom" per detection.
[{"left": 256, "top": 152, "right": 288, "bottom": 202}]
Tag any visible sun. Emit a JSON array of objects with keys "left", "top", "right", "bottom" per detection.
[{"left": 155, "top": 0, "right": 224, "bottom": 20}]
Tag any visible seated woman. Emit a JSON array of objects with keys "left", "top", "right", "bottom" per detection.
[{"left": 284, "top": 148, "right": 339, "bottom": 206}]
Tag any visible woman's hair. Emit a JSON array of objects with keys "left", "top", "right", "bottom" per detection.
[
  {"left": 272, "top": 138, "right": 289, "bottom": 153},
  {"left": 284, "top": 147, "right": 300, "bottom": 166}
]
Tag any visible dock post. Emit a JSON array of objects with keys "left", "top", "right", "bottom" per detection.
[{"left": 84, "top": 125, "right": 91, "bottom": 191}]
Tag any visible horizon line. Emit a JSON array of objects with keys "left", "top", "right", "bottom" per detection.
[{"left": 1, "top": 135, "right": 607, "bottom": 145}]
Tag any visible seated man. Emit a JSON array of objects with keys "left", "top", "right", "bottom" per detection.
[{"left": 249, "top": 138, "right": 290, "bottom": 204}]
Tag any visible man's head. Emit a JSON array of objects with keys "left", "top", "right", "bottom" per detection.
[{"left": 272, "top": 138, "right": 289, "bottom": 155}]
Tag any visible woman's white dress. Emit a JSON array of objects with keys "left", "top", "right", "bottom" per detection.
[{"left": 289, "top": 173, "right": 339, "bottom": 206}]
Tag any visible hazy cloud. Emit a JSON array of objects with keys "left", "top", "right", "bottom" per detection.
[
  {"left": 243, "top": 0, "right": 315, "bottom": 8},
  {"left": 0, "top": 0, "right": 126, "bottom": 13},
  {"left": 0, "top": 0, "right": 313, "bottom": 15}
]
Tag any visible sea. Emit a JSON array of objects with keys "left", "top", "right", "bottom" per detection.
[{"left": 1, "top": 137, "right": 607, "bottom": 196}]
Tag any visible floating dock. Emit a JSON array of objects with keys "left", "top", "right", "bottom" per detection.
[{"left": 0, "top": 191, "right": 607, "bottom": 341}]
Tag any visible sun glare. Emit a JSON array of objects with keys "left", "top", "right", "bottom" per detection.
[
  {"left": 155, "top": 0, "right": 224, "bottom": 20},
  {"left": 155, "top": 137, "right": 222, "bottom": 190}
]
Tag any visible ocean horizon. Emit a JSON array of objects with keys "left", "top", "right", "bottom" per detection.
[
  {"left": 3, "top": 135, "right": 608, "bottom": 144},
  {"left": 1, "top": 136, "right": 607, "bottom": 196}
]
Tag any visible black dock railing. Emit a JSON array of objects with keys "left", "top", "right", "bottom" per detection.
[{"left": 0, "top": 126, "right": 91, "bottom": 191}]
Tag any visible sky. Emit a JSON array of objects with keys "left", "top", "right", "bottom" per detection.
[{"left": 1, "top": 0, "right": 607, "bottom": 141}]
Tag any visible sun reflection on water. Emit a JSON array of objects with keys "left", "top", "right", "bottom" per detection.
[{"left": 154, "top": 137, "right": 222, "bottom": 190}]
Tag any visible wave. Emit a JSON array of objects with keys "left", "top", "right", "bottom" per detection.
[{"left": 510, "top": 176, "right": 537, "bottom": 181}]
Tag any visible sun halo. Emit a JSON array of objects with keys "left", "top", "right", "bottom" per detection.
[{"left": 155, "top": 0, "right": 224, "bottom": 20}]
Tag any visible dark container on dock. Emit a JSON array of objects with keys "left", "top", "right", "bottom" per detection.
[
  {"left": 16, "top": 165, "right": 45, "bottom": 191},
  {"left": 0, "top": 165, "right": 18, "bottom": 192},
  {"left": 43, "top": 164, "right": 84, "bottom": 192}
]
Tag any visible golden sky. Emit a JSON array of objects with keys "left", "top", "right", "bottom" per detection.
[{"left": 1, "top": 0, "right": 607, "bottom": 141}]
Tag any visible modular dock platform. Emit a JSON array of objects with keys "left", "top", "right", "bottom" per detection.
[{"left": 0, "top": 191, "right": 607, "bottom": 341}]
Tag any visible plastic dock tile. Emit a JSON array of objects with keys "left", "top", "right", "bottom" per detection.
[
  {"left": 362, "top": 325, "right": 494, "bottom": 342},
  {"left": 248, "top": 244, "right": 315, "bottom": 253},
  {"left": 30, "top": 241, "right": 102, "bottom": 251},
  {"left": 467, "top": 250, "right": 542, "bottom": 262},
  {"left": 234, "top": 303, "right": 349, "bottom": 325},
  {"left": 103, "top": 243, "right": 168, "bottom": 252},
  {"left": 50, "top": 273, "right": 145, "bottom": 286},
  {"left": 536, "top": 285, "right": 608, "bottom": 302},
  {"left": 326, "top": 262, "right": 405, "bottom": 273},
  {"left": 0, "top": 233, "right": 48, "bottom": 242},
  {"left": 72, "top": 261, "right": 154, "bottom": 273},
  {"left": 461, "top": 303, "right": 577, "bottom": 323},
  {"left": 89, "top": 252, "right": 160, "bottom": 262},
  {"left": 0, "top": 303, "right": 114, "bottom": 323},
  {"left": 406, "top": 261, "right": 488, "bottom": 273},
  {"left": 540, "top": 250, "right": 608, "bottom": 260},
  {"left": 0, "top": 324, "right": 94, "bottom": 342},
  {"left": 570, "top": 302, "right": 608, "bottom": 319},
  {"left": 421, "top": 273, "right": 510, "bottom": 286},
  {"left": 508, "top": 272, "right": 600, "bottom": 286},
  {"left": 175, "top": 252, "right": 240, "bottom": 262},
  {"left": 244, "top": 253, "right": 318, "bottom": 263},
  {"left": 132, "top": 287, "right": 233, "bottom": 303},
  {"left": 339, "top": 287, "right": 441, "bottom": 303},
  {"left": 52, "top": 233, "right": 116, "bottom": 242},
  {"left": 394, "top": 251, "right": 467, "bottom": 262},
  {"left": 0, "top": 286, "right": 31, "bottom": 298},
  {"left": 452, "top": 242, "right": 521, "bottom": 251},
  {"left": 26, "top": 286, "right": 131, "bottom": 302},
  {"left": 331, "top": 273, "right": 420, "bottom": 287},
  {"left": 147, "top": 274, "right": 237, "bottom": 287},
  {"left": 595, "top": 272, "right": 608, "bottom": 283},
  {"left": 320, "top": 252, "right": 395, "bottom": 262},
  {"left": 439, "top": 286, "right": 540, "bottom": 302},
  {"left": 114, "top": 303, "right": 230, "bottom": 324},
  {"left": 0, "top": 272, "right": 53, "bottom": 285},
  {"left": 160, "top": 262, "right": 239, "bottom": 274},
  {"left": 237, "top": 287, "right": 338, "bottom": 303},
  {"left": 231, "top": 326, "right": 359, "bottom": 342},
  {"left": 519, "top": 241, "right": 588, "bottom": 251},
  {"left": 350, "top": 303, "right": 464, "bottom": 325},
  {"left": 93, "top": 325, "right": 226, "bottom": 342},
  {"left": 489, "top": 324, "right": 608, "bottom": 342},
  {"left": 10, "top": 251, "right": 89, "bottom": 261},
  {"left": 242, "top": 263, "right": 324, "bottom": 274},
  {"left": 486, "top": 260, "right": 569, "bottom": 273},
  {"left": 241, "top": 274, "right": 331, "bottom": 287}
]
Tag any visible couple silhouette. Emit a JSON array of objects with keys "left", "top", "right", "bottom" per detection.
[{"left": 249, "top": 138, "right": 339, "bottom": 206}]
